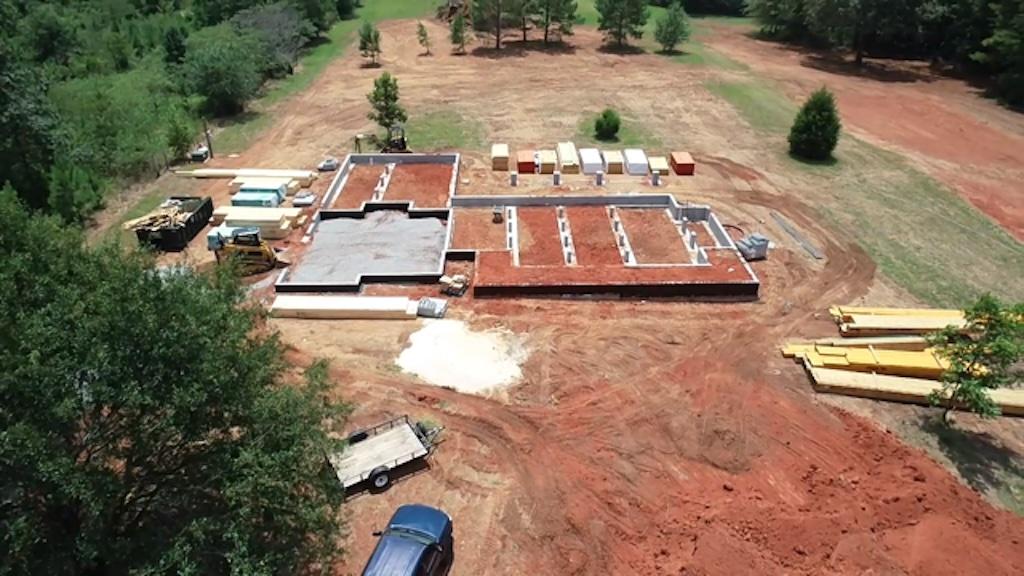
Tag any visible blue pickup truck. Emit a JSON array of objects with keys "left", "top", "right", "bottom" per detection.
[{"left": 362, "top": 504, "right": 454, "bottom": 576}]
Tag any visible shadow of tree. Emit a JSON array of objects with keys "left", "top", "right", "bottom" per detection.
[
  {"left": 597, "top": 43, "right": 647, "bottom": 55},
  {"left": 469, "top": 39, "right": 578, "bottom": 59},
  {"left": 920, "top": 414, "right": 1024, "bottom": 498}
]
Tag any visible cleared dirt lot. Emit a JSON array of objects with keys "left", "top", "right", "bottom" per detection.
[{"left": 115, "top": 18, "right": 1023, "bottom": 576}]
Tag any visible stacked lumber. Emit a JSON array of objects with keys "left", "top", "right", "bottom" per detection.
[
  {"left": 782, "top": 343, "right": 949, "bottom": 379},
  {"left": 648, "top": 156, "right": 670, "bottom": 176},
  {"left": 270, "top": 295, "right": 418, "bottom": 320},
  {"left": 537, "top": 150, "right": 557, "bottom": 174},
  {"left": 829, "top": 306, "right": 966, "bottom": 335},
  {"left": 670, "top": 151, "right": 695, "bottom": 175},
  {"left": 806, "top": 366, "right": 1024, "bottom": 416},
  {"left": 516, "top": 149, "right": 535, "bottom": 174},
  {"left": 211, "top": 206, "right": 305, "bottom": 239},
  {"left": 230, "top": 177, "right": 298, "bottom": 194},
  {"left": 624, "top": 148, "right": 648, "bottom": 175},
  {"left": 557, "top": 142, "right": 580, "bottom": 174},
  {"left": 491, "top": 143, "right": 510, "bottom": 171},
  {"left": 602, "top": 150, "right": 624, "bottom": 174},
  {"left": 181, "top": 168, "right": 317, "bottom": 187},
  {"left": 578, "top": 148, "right": 602, "bottom": 174}
]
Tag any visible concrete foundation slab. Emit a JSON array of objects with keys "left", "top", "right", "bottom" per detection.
[{"left": 285, "top": 211, "right": 446, "bottom": 287}]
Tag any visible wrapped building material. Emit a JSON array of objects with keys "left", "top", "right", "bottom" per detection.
[
  {"left": 624, "top": 149, "right": 649, "bottom": 175},
  {"left": 184, "top": 168, "right": 317, "bottom": 187},
  {"left": 231, "top": 191, "right": 282, "bottom": 208},
  {"left": 648, "top": 156, "right": 670, "bottom": 176},
  {"left": 578, "top": 148, "right": 602, "bottom": 174},
  {"left": 491, "top": 143, "right": 510, "bottom": 171},
  {"left": 670, "top": 151, "right": 695, "bottom": 175},
  {"left": 516, "top": 149, "right": 536, "bottom": 174},
  {"left": 537, "top": 150, "right": 557, "bottom": 174},
  {"left": 270, "top": 295, "right": 417, "bottom": 320}
]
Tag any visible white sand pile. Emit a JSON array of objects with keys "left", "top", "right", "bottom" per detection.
[{"left": 397, "top": 320, "right": 527, "bottom": 394}]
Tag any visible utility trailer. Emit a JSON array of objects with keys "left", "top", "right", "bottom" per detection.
[{"left": 328, "top": 416, "right": 442, "bottom": 492}]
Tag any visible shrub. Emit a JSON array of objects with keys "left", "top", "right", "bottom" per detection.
[
  {"left": 788, "top": 87, "right": 841, "bottom": 160},
  {"left": 594, "top": 108, "right": 621, "bottom": 140},
  {"left": 655, "top": 1, "right": 691, "bottom": 53}
]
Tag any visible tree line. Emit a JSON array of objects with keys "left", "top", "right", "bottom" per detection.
[
  {"left": 746, "top": 0, "right": 1024, "bottom": 105},
  {"left": 0, "top": 0, "right": 360, "bottom": 224}
]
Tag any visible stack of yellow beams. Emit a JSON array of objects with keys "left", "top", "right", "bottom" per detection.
[
  {"left": 806, "top": 366, "right": 1024, "bottom": 416},
  {"left": 211, "top": 206, "right": 305, "bottom": 239},
  {"left": 782, "top": 343, "right": 949, "bottom": 379},
  {"left": 181, "top": 168, "right": 318, "bottom": 187},
  {"left": 829, "top": 306, "right": 966, "bottom": 335},
  {"left": 648, "top": 156, "right": 670, "bottom": 175}
]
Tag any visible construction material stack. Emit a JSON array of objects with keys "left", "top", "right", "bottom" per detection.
[
  {"left": 670, "top": 151, "right": 695, "bottom": 175},
  {"left": 491, "top": 143, "right": 510, "bottom": 171},
  {"left": 602, "top": 150, "right": 624, "bottom": 174},
  {"left": 123, "top": 196, "right": 213, "bottom": 251},
  {"left": 578, "top": 148, "right": 602, "bottom": 174},
  {"left": 782, "top": 305, "right": 1024, "bottom": 416},
  {"left": 556, "top": 142, "right": 580, "bottom": 174},
  {"left": 624, "top": 149, "right": 649, "bottom": 175},
  {"left": 516, "top": 150, "right": 535, "bottom": 174}
]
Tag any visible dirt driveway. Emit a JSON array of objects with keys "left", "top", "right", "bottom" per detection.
[{"left": 704, "top": 23, "right": 1024, "bottom": 241}]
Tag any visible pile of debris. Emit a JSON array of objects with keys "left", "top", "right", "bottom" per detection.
[{"left": 123, "top": 196, "right": 213, "bottom": 252}]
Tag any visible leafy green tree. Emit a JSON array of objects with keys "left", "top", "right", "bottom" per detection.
[
  {"left": 654, "top": 1, "right": 691, "bottom": 53},
  {"left": 337, "top": 0, "right": 357, "bottom": 19},
  {"left": 292, "top": 0, "right": 338, "bottom": 37},
  {"left": 533, "top": 0, "right": 577, "bottom": 43},
  {"left": 23, "top": 3, "right": 81, "bottom": 66},
  {"left": 367, "top": 72, "right": 408, "bottom": 129},
  {"left": 929, "top": 295, "right": 1024, "bottom": 419},
  {"left": 233, "top": 2, "right": 307, "bottom": 78},
  {"left": 745, "top": 0, "right": 809, "bottom": 40},
  {"left": 0, "top": 38, "right": 61, "bottom": 210},
  {"left": 450, "top": 13, "right": 468, "bottom": 53},
  {"left": 788, "top": 87, "right": 841, "bottom": 160},
  {"left": 473, "top": 0, "right": 508, "bottom": 49},
  {"left": 167, "top": 111, "right": 197, "bottom": 161},
  {"left": 162, "top": 24, "right": 188, "bottom": 65},
  {"left": 46, "top": 157, "right": 106, "bottom": 223},
  {"left": 359, "top": 20, "right": 382, "bottom": 65},
  {"left": 594, "top": 108, "right": 621, "bottom": 140},
  {"left": 973, "top": 0, "right": 1024, "bottom": 105},
  {"left": 596, "top": 0, "right": 650, "bottom": 48},
  {"left": 417, "top": 21, "right": 432, "bottom": 55},
  {"left": 183, "top": 25, "right": 263, "bottom": 115},
  {"left": 0, "top": 194, "right": 348, "bottom": 575}
]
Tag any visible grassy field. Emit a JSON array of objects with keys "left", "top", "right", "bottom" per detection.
[
  {"left": 574, "top": 111, "right": 664, "bottom": 149},
  {"left": 407, "top": 109, "right": 486, "bottom": 151},
  {"left": 707, "top": 80, "right": 1024, "bottom": 306}
]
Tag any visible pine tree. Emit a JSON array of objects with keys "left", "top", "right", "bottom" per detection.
[
  {"left": 417, "top": 21, "right": 431, "bottom": 55},
  {"left": 654, "top": 1, "right": 691, "bottom": 53},
  {"left": 450, "top": 13, "right": 467, "bottom": 54},
  {"left": 788, "top": 87, "right": 841, "bottom": 160},
  {"left": 358, "top": 20, "right": 381, "bottom": 65},
  {"left": 533, "top": 0, "right": 577, "bottom": 43},
  {"left": 367, "top": 72, "right": 407, "bottom": 130},
  {"left": 473, "top": 0, "right": 507, "bottom": 50},
  {"left": 596, "top": 0, "right": 649, "bottom": 48}
]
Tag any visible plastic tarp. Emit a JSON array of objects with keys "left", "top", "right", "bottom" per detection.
[
  {"left": 231, "top": 191, "right": 281, "bottom": 208},
  {"left": 624, "top": 149, "right": 648, "bottom": 175},
  {"left": 578, "top": 148, "right": 602, "bottom": 174}
]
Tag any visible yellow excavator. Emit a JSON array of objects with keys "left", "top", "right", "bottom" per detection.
[{"left": 210, "top": 227, "right": 279, "bottom": 275}]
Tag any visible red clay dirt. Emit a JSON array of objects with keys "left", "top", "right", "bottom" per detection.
[
  {"left": 450, "top": 208, "right": 509, "bottom": 251},
  {"left": 385, "top": 164, "right": 453, "bottom": 208},
  {"left": 566, "top": 206, "right": 623, "bottom": 266},
  {"left": 331, "top": 165, "right": 383, "bottom": 209},
  {"left": 516, "top": 207, "right": 564, "bottom": 266},
  {"left": 704, "top": 23, "right": 1024, "bottom": 241},
  {"left": 687, "top": 220, "right": 717, "bottom": 248},
  {"left": 618, "top": 208, "right": 690, "bottom": 264}
]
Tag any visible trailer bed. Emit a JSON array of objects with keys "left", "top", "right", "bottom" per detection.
[{"left": 329, "top": 417, "right": 430, "bottom": 489}]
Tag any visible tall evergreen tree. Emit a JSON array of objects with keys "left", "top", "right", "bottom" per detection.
[
  {"left": 788, "top": 87, "right": 841, "bottom": 160},
  {"left": 654, "top": 1, "right": 691, "bottom": 53},
  {"left": 534, "top": 0, "right": 577, "bottom": 43},
  {"left": 473, "top": 0, "right": 507, "bottom": 49},
  {"left": 596, "top": 0, "right": 650, "bottom": 47},
  {"left": 450, "top": 13, "right": 468, "bottom": 53},
  {"left": 367, "top": 72, "right": 407, "bottom": 129}
]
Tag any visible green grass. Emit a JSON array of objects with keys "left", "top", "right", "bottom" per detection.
[
  {"left": 406, "top": 109, "right": 486, "bottom": 151},
  {"left": 707, "top": 79, "right": 1024, "bottom": 306},
  {"left": 574, "top": 111, "right": 664, "bottom": 149}
]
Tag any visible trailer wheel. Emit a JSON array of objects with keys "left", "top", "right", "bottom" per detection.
[{"left": 370, "top": 467, "right": 391, "bottom": 490}]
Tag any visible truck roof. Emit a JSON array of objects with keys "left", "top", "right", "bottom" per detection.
[
  {"left": 389, "top": 504, "right": 451, "bottom": 541},
  {"left": 361, "top": 531, "right": 428, "bottom": 576}
]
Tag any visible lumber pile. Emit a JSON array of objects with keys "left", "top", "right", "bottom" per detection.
[
  {"left": 602, "top": 150, "right": 624, "bottom": 174},
  {"left": 211, "top": 206, "right": 305, "bottom": 239},
  {"left": 557, "top": 142, "right": 580, "bottom": 174},
  {"left": 829, "top": 306, "right": 966, "bottom": 335},
  {"left": 271, "top": 295, "right": 419, "bottom": 320},
  {"left": 537, "top": 150, "right": 557, "bottom": 174},
  {"left": 648, "top": 155, "right": 670, "bottom": 176},
  {"left": 516, "top": 149, "right": 535, "bottom": 174},
  {"left": 491, "top": 143, "right": 510, "bottom": 171},
  {"left": 783, "top": 304, "right": 1022, "bottom": 417},
  {"left": 180, "top": 168, "right": 318, "bottom": 187},
  {"left": 670, "top": 151, "right": 695, "bottom": 175},
  {"left": 624, "top": 148, "right": 648, "bottom": 175},
  {"left": 578, "top": 148, "right": 602, "bottom": 174}
]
